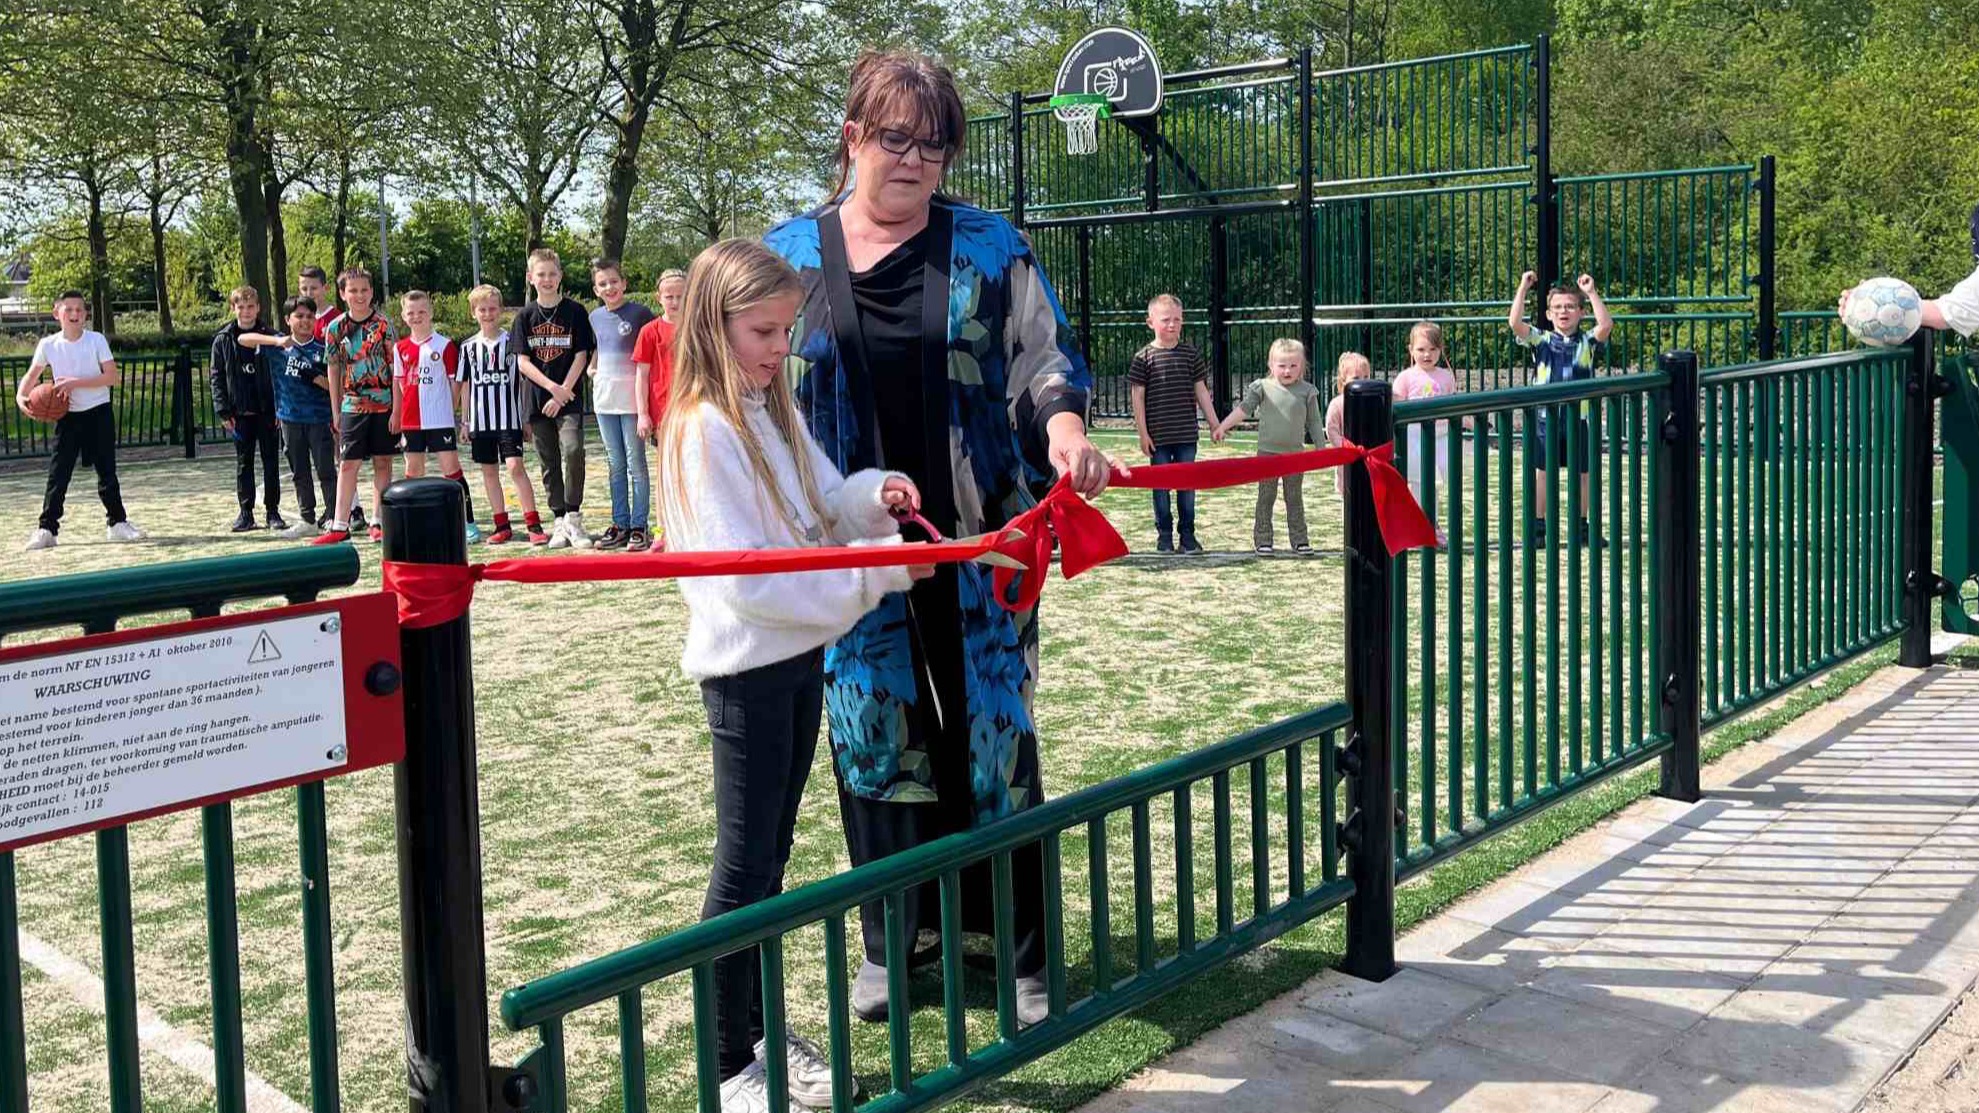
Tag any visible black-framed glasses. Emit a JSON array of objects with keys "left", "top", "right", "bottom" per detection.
[{"left": 873, "top": 127, "right": 951, "bottom": 162}]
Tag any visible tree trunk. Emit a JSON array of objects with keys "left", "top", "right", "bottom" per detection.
[
  {"left": 84, "top": 175, "right": 115, "bottom": 338},
  {"left": 333, "top": 157, "right": 350, "bottom": 275},
  {"left": 219, "top": 15, "right": 272, "bottom": 306},
  {"left": 599, "top": 101, "right": 649, "bottom": 260},
  {"left": 150, "top": 200, "right": 174, "bottom": 335},
  {"left": 264, "top": 158, "right": 289, "bottom": 306}
]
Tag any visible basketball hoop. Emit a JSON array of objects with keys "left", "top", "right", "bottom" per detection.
[{"left": 1050, "top": 93, "right": 1112, "bottom": 155}]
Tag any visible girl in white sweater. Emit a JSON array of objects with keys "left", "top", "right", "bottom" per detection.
[{"left": 658, "top": 237, "right": 928, "bottom": 1110}]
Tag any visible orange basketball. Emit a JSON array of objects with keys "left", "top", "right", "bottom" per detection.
[{"left": 25, "top": 382, "right": 69, "bottom": 423}]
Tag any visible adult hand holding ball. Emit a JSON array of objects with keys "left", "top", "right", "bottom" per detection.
[{"left": 1839, "top": 277, "right": 1924, "bottom": 347}]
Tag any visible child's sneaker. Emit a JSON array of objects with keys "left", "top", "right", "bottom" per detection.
[
  {"left": 755, "top": 1032, "right": 858, "bottom": 1107},
  {"left": 564, "top": 510, "right": 593, "bottom": 550},
  {"left": 349, "top": 505, "right": 368, "bottom": 531},
  {"left": 465, "top": 520, "right": 484, "bottom": 545},
  {"left": 486, "top": 527, "right": 513, "bottom": 545},
  {"left": 279, "top": 519, "right": 320, "bottom": 540},
  {"left": 1155, "top": 536, "right": 1174, "bottom": 554},
  {"left": 367, "top": 525, "right": 384, "bottom": 543},
  {"left": 547, "top": 516, "right": 572, "bottom": 549},
  {"left": 23, "top": 528, "right": 56, "bottom": 552},
  {"left": 594, "top": 525, "right": 628, "bottom": 550},
  {"left": 1293, "top": 542, "right": 1314, "bottom": 555},
  {"left": 626, "top": 527, "right": 652, "bottom": 552},
  {"left": 230, "top": 512, "right": 259, "bottom": 533},
  {"left": 1255, "top": 542, "right": 1274, "bottom": 555},
  {"left": 267, "top": 512, "right": 290, "bottom": 533},
  {"left": 312, "top": 525, "right": 351, "bottom": 545},
  {"left": 719, "top": 1062, "right": 770, "bottom": 1113},
  {"left": 1179, "top": 536, "right": 1205, "bottom": 555},
  {"left": 106, "top": 521, "right": 146, "bottom": 542}
]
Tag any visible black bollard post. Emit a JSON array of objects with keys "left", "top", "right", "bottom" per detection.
[
  {"left": 1655, "top": 351, "right": 1702, "bottom": 802},
  {"left": 384, "top": 477, "right": 494, "bottom": 1113},
  {"left": 1340, "top": 379, "right": 1398, "bottom": 983},
  {"left": 1901, "top": 328, "right": 1941, "bottom": 667}
]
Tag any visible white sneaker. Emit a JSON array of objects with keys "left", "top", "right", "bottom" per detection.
[
  {"left": 718, "top": 1061, "right": 770, "bottom": 1113},
  {"left": 23, "top": 528, "right": 56, "bottom": 551},
  {"left": 106, "top": 521, "right": 146, "bottom": 542},
  {"left": 755, "top": 1032, "right": 854, "bottom": 1108},
  {"left": 546, "top": 515, "right": 572, "bottom": 550},
  {"left": 564, "top": 510, "right": 593, "bottom": 550},
  {"left": 279, "top": 519, "right": 320, "bottom": 539}
]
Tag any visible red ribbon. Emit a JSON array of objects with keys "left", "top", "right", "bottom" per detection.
[{"left": 383, "top": 441, "right": 1434, "bottom": 629}]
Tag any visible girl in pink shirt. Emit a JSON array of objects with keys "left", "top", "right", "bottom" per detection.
[
  {"left": 1391, "top": 321, "right": 1458, "bottom": 543},
  {"left": 1324, "top": 351, "right": 1371, "bottom": 497}
]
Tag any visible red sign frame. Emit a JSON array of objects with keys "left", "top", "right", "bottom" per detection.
[{"left": 0, "top": 592, "right": 404, "bottom": 852}]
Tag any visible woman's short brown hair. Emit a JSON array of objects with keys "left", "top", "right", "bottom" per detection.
[{"left": 830, "top": 50, "right": 968, "bottom": 201}]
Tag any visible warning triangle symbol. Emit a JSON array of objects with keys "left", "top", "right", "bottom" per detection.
[{"left": 247, "top": 631, "right": 283, "bottom": 664}]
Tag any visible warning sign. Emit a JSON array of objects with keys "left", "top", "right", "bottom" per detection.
[
  {"left": 247, "top": 631, "right": 282, "bottom": 664},
  {"left": 0, "top": 612, "right": 352, "bottom": 848}
]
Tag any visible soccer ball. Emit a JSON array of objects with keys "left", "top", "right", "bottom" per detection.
[{"left": 1842, "top": 277, "right": 1923, "bottom": 348}]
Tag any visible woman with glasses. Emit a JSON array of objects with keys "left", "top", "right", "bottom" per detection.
[{"left": 763, "top": 49, "right": 1113, "bottom": 1031}]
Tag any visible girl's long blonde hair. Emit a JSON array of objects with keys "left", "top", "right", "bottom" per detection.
[
  {"left": 659, "top": 238, "right": 833, "bottom": 542},
  {"left": 1336, "top": 350, "right": 1372, "bottom": 395}
]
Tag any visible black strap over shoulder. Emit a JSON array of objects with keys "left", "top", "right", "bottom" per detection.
[{"left": 817, "top": 206, "right": 882, "bottom": 472}]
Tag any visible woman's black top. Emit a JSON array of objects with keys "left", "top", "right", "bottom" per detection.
[{"left": 849, "top": 226, "right": 936, "bottom": 526}]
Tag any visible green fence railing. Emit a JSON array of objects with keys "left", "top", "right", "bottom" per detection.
[
  {"left": 500, "top": 705, "right": 1353, "bottom": 1113},
  {"left": 0, "top": 547, "right": 361, "bottom": 1113},
  {"left": 0, "top": 344, "right": 227, "bottom": 461}
]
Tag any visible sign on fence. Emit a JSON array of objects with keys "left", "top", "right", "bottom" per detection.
[{"left": 0, "top": 594, "right": 404, "bottom": 851}]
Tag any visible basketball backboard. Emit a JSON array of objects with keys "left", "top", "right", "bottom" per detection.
[{"left": 1053, "top": 27, "right": 1164, "bottom": 118}]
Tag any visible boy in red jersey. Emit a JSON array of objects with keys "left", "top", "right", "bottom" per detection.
[{"left": 393, "top": 290, "right": 476, "bottom": 540}]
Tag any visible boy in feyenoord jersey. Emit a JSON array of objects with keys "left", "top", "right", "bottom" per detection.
[
  {"left": 392, "top": 290, "right": 477, "bottom": 540},
  {"left": 300, "top": 264, "right": 367, "bottom": 532},
  {"left": 462, "top": 285, "right": 548, "bottom": 544},
  {"left": 314, "top": 267, "right": 397, "bottom": 545}
]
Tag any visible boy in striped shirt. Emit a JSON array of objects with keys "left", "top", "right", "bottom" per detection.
[
  {"left": 1128, "top": 293, "right": 1221, "bottom": 554},
  {"left": 462, "top": 285, "right": 547, "bottom": 545}
]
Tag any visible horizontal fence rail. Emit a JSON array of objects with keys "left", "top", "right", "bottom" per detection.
[
  {"left": 0, "top": 547, "right": 362, "bottom": 1113},
  {"left": 1, "top": 346, "right": 228, "bottom": 461},
  {"left": 500, "top": 705, "right": 1355, "bottom": 1113}
]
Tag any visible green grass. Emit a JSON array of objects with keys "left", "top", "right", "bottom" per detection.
[{"left": 0, "top": 424, "right": 1945, "bottom": 1112}]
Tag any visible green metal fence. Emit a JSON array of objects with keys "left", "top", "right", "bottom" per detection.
[
  {"left": 0, "top": 346, "right": 225, "bottom": 461},
  {"left": 0, "top": 547, "right": 361, "bottom": 1113},
  {"left": 500, "top": 706, "right": 1353, "bottom": 1113}
]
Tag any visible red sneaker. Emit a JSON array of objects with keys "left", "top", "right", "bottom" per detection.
[
  {"left": 486, "top": 528, "right": 513, "bottom": 545},
  {"left": 312, "top": 529, "right": 351, "bottom": 546},
  {"left": 367, "top": 525, "right": 384, "bottom": 543},
  {"left": 526, "top": 526, "right": 551, "bottom": 545}
]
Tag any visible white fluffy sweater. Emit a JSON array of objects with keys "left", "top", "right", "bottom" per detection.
[{"left": 664, "top": 397, "right": 913, "bottom": 680}]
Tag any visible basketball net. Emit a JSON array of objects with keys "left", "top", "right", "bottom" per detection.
[{"left": 1050, "top": 94, "right": 1111, "bottom": 156}]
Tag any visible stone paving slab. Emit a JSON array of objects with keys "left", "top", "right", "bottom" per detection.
[{"left": 1079, "top": 644, "right": 1979, "bottom": 1113}]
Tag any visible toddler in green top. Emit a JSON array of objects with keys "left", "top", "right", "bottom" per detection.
[{"left": 1213, "top": 338, "right": 1326, "bottom": 554}]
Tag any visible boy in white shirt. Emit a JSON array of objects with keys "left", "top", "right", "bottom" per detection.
[{"left": 16, "top": 290, "right": 146, "bottom": 551}]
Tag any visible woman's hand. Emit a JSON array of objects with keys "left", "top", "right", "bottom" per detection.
[
  {"left": 1047, "top": 413, "right": 1123, "bottom": 498},
  {"left": 880, "top": 475, "right": 922, "bottom": 512}
]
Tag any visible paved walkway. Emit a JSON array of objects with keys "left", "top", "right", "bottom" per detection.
[{"left": 1082, "top": 641, "right": 1979, "bottom": 1113}]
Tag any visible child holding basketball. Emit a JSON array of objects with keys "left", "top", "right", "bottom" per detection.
[
  {"left": 17, "top": 290, "right": 144, "bottom": 551},
  {"left": 1213, "top": 338, "right": 1325, "bottom": 554},
  {"left": 314, "top": 267, "right": 397, "bottom": 546},
  {"left": 392, "top": 290, "right": 475, "bottom": 539},
  {"left": 461, "top": 286, "right": 549, "bottom": 545},
  {"left": 1391, "top": 321, "right": 1458, "bottom": 544},
  {"left": 661, "top": 238, "right": 927, "bottom": 1112},
  {"left": 1509, "top": 271, "right": 1612, "bottom": 547}
]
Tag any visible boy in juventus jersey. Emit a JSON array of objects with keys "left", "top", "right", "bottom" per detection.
[
  {"left": 393, "top": 291, "right": 476, "bottom": 539},
  {"left": 463, "top": 285, "right": 548, "bottom": 544}
]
